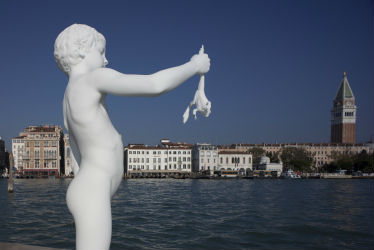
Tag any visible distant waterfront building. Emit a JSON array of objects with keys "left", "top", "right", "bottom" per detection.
[
  {"left": 217, "top": 150, "right": 253, "bottom": 172},
  {"left": 20, "top": 125, "right": 64, "bottom": 177},
  {"left": 331, "top": 72, "right": 357, "bottom": 144},
  {"left": 233, "top": 143, "right": 371, "bottom": 168},
  {"left": 12, "top": 136, "right": 25, "bottom": 172},
  {"left": 64, "top": 134, "right": 73, "bottom": 176},
  {"left": 256, "top": 156, "right": 283, "bottom": 177},
  {"left": 125, "top": 139, "right": 192, "bottom": 177},
  {"left": 0, "top": 137, "right": 6, "bottom": 173},
  {"left": 192, "top": 143, "right": 218, "bottom": 175}
]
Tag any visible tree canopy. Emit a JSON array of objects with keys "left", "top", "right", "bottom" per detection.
[{"left": 280, "top": 147, "right": 313, "bottom": 172}]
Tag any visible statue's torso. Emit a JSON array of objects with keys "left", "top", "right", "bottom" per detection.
[{"left": 64, "top": 77, "right": 123, "bottom": 193}]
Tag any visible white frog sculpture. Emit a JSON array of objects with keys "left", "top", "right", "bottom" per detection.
[{"left": 183, "top": 45, "right": 212, "bottom": 123}]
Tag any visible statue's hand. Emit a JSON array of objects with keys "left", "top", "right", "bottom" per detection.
[{"left": 191, "top": 53, "right": 210, "bottom": 75}]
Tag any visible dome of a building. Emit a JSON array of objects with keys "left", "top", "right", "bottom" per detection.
[{"left": 259, "top": 156, "right": 270, "bottom": 164}]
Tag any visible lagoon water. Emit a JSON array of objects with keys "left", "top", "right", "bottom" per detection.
[{"left": 0, "top": 178, "right": 372, "bottom": 250}]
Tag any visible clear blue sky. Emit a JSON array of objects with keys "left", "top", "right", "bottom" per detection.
[{"left": 0, "top": 0, "right": 373, "bottom": 150}]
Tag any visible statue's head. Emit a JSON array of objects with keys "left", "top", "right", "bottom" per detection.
[{"left": 54, "top": 24, "right": 106, "bottom": 75}]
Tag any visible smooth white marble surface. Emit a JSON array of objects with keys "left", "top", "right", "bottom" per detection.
[{"left": 54, "top": 24, "right": 210, "bottom": 250}]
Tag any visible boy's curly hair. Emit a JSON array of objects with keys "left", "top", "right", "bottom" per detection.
[{"left": 54, "top": 24, "right": 106, "bottom": 75}]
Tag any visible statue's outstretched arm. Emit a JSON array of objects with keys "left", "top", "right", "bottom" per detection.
[{"left": 92, "top": 54, "right": 210, "bottom": 97}]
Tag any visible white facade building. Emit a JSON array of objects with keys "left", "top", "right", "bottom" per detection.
[
  {"left": 64, "top": 134, "right": 73, "bottom": 176},
  {"left": 218, "top": 151, "right": 253, "bottom": 171},
  {"left": 192, "top": 143, "right": 218, "bottom": 174},
  {"left": 12, "top": 136, "right": 25, "bottom": 172},
  {"left": 125, "top": 140, "right": 192, "bottom": 177},
  {"left": 257, "top": 156, "right": 283, "bottom": 177}
]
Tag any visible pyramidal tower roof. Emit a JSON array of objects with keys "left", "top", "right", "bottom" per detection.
[{"left": 335, "top": 72, "right": 354, "bottom": 101}]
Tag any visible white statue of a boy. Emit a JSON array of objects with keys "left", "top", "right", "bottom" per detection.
[{"left": 54, "top": 24, "right": 210, "bottom": 250}]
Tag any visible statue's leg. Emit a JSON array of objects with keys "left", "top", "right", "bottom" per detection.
[{"left": 67, "top": 168, "right": 112, "bottom": 250}]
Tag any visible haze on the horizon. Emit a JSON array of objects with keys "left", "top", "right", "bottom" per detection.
[{"left": 0, "top": 0, "right": 373, "bottom": 149}]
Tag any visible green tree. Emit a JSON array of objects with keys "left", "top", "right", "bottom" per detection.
[
  {"left": 353, "top": 150, "right": 374, "bottom": 172},
  {"left": 248, "top": 147, "right": 265, "bottom": 165},
  {"left": 266, "top": 151, "right": 280, "bottom": 163},
  {"left": 280, "top": 147, "right": 313, "bottom": 172}
]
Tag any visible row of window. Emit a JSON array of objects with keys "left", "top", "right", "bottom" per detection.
[
  {"left": 200, "top": 152, "right": 217, "bottom": 157},
  {"left": 12, "top": 139, "right": 24, "bottom": 143},
  {"left": 201, "top": 158, "right": 216, "bottom": 163},
  {"left": 129, "top": 157, "right": 191, "bottom": 163},
  {"left": 335, "top": 112, "right": 354, "bottom": 118},
  {"left": 27, "top": 133, "right": 56, "bottom": 138},
  {"left": 128, "top": 150, "right": 190, "bottom": 155},
  {"left": 24, "top": 150, "right": 57, "bottom": 159},
  {"left": 24, "top": 160, "right": 57, "bottom": 168},
  {"left": 129, "top": 164, "right": 191, "bottom": 170},
  {"left": 219, "top": 157, "right": 252, "bottom": 165},
  {"left": 25, "top": 141, "right": 57, "bottom": 147}
]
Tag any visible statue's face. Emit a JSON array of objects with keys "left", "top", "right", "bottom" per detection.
[{"left": 82, "top": 46, "right": 108, "bottom": 71}]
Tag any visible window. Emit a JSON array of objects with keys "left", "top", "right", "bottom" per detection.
[
  {"left": 201, "top": 158, "right": 204, "bottom": 163},
  {"left": 129, "top": 151, "right": 132, "bottom": 154},
  {"left": 44, "top": 141, "right": 49, "bottom": 147},
  {"left": 35, "top": 141, "right": 40, "bottom": 147},
  {"left": 146, "top": 158, "right": 149, "bottom": 163},
  {"left": 52, "top": 141, "right": 57, "bottom": 147},
  {"left": 220, "top": 157, "right": 223, "bottom": 164},
  {"left": 187, "top": 157, "right": 190, "bottom": 161},
  {"left": 129, "top": 158, "right": 132, "bottom": 163},
  {"left": 164, "top": 158, "right": 167, "bottom": 163},
  {"left": 52, "top": 161, "right": 56, "bottom": 168},
  {"left": 44, "top": 162, "right": 48, "bottom": 168},
  {"left": 153, "top": 158, "right": 156, "bottom": 163},
  {"left": 35, "top": 160, "right": 40, "bottom": 168},
  {"left": 35, "top": 150, "right": 40, "bottom": 159},
  {"left": 158, "top": 158, "right": 161, "bottom": 163},
  {"left": 243, "top": 157, "right": 245, "bottom": 164}
]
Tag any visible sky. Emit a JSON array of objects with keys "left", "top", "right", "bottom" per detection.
[{"left": 0, "top": 0, "right": 373, "bottom": 149}]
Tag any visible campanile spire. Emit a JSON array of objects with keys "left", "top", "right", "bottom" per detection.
[{"left": 331, "top": 72, "right": 356, "bottom": 144}]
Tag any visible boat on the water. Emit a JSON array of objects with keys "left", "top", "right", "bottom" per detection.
[{"left": 281, "top": 169, "right": 301, "bottom": 179}]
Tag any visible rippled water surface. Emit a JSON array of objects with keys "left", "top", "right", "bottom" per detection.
[{"left": 0, "top": 179, "right": 373, "bottom": 250}]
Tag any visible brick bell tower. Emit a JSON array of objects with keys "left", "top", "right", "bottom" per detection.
[{"left": 331, "top": 72, "right": 357, "bottom": 144}]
